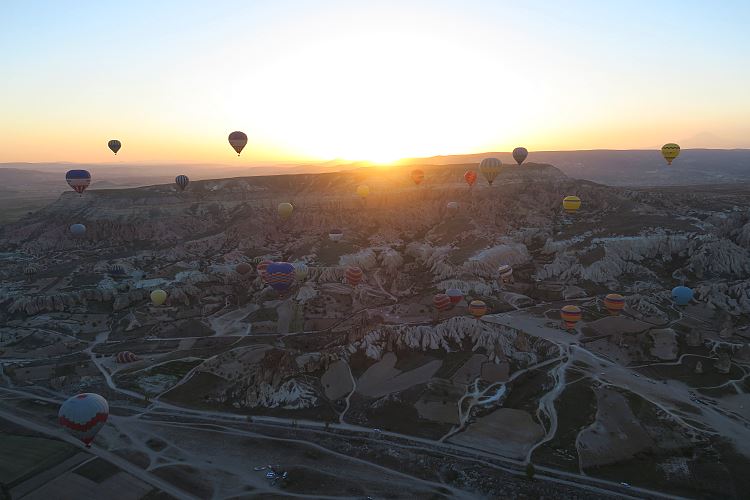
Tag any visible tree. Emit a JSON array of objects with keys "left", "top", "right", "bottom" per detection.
[{"left": 525, "top": 462, "right": 535, "bottom": 481}]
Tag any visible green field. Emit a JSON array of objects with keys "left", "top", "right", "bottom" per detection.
[{"left": 0, "top": 434, "right": 77, "bottom": 486}]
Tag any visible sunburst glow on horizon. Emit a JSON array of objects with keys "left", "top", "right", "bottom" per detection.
[{"left": 1, "top": 1, "right": 749, "bottom": 164}]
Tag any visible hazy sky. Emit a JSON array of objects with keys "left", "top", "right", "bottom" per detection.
[{"left": 2, "top": 0, "right": 749, "bottom": 164}]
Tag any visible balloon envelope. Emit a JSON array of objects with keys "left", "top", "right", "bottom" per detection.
[
  {"left": 446, "top": 201, "right": 459, "bottom": 215},
  {"left": 70, "top": 223, "right": 86, "bottom": 237},
  {"left": 278, "top": 202, "right": 294, "bottom": 219},
  {"left": 228, "top": 131, "right": 248, "bottom": 155},
  {"left": 115, "top": 351, "right": 138, "bottom": 363},
  {"left": 266, "top": 262, "right": 295, "bottom": 292},
  {"left": 175, "top": 175, "right": 189, "bottom": 191},
  {"left": 108, "top": 140, "right": 121, "bottom": 155},
  {"left": 512, "top": 147, "right": 528, "bottom": 165},
  {"left": 293, "top": 262, "right": 309, "bottom": 281},
  {"left": 560, "top": 305, "right": 582, "bottom": 330},
  {"left": 411, "top": 169, "right": 425, "bottom": 185},
  {"left": 236, "top": 263, "right": 252, "bottom": 275},
  {"left": 468, "top": 300, "right": 487, "bottom": 318},
  {"left": 356, "top": 185, "right": 370, "bottom": 199},
  {"left": 446, "top": 288, "right": 463, "bottom": 304},
  {"left": 433, "top": 293, "right": 452, "bottom": 311},
  {"left": 58, "top": 393, "right": 109, "bottom": 446},
  {"left": 671, "top": 286, "right": 693, "bottom": 306},
  {"left": 661, "top": 143, "right": 680, "bottom": 165},
  {"left": 150, "top": 289, "right": 167, "bottom": 306},
  {"left": 479, "top": 158, "right": 502, "bottom": 185},
  {"left": 498, "top": 264, "right": 513, "bottom": 282},
  {"left": 604, "top": 293, "right": 625, "bottom": 316},
  {"left": 563, "top": 196, "right": 581, "bottom": 214},
  {"left": 464, "top": 170, "right": 477, "bottom": 187},
  {"left": 346, "top": 266, "right": 363, "bottom": 286},
  {"left": 66, "top": 170, "right": 91, "bottom": 194},
  {"left": 329, "top": 229, "right": 343, "bottom": 242}
]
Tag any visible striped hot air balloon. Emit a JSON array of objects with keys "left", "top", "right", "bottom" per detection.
[
  {"left": 293, "top": 262, "right": 309, "bottom": 282},
  {"left": 560, "top": 305, "right": 582, "bottom": 330},
  {"left": 661, "top": 143, "right": 680, "bottom": 165},
  {"left": 464, "top": 170, "right": 477, "bottom": 187},
  {"left": 107, "top": 140, "right": 121, "bottom": 155},
  {"left": 468, "top": 300, "right": 487, "bottom": 318},
  {"left": 512, "top": 147, "right": 528, "bottom": 165},
  {"left": 446, "top": 288, "right": 464, "bottom": 305},
  {"left": 66, "top": 170, "right": 91, "bottom": 194},
  {"left": 498, "top": 264, "right": 513, "bottom": 283},
  {"left": 479, "top": 158, "right": 502, "bottom": 185},
  {"left": 411, "top": 169, "right": 425, "bottom": 185},
  {"left": 433, "top": 293, "right": 452, "bottom": 312},
  {"left": 109, "top": 265, "right": 126, "bottom": 278},
  {"left": 58, "top": 393, "right": 109, "bottom": 447},
  {"left": 235, "top": 263, "right": 252, "bottom": 275},
  {"left": 562, "top": 196, "right": 581, "bottom": 214},
  {"left": 115, "top": 351, "right": 138, "bottom": 363},
  {"left": 345, "top": 266, "right": 363, "bottom": 286},
  {"left": 175, "top": 175, "right": 189, "bottom": 191},
  {"left": 603, "top": 293, "right": 625, "bottom": 316},
  {"left": 257, "top": 260, "right": 273, "bottom": 284},
  {"left": 266, "top": 262, "right": 295, "bottom": 293},
  {"left": 228, "top": 131, "right": 248, "bottom": 156}
]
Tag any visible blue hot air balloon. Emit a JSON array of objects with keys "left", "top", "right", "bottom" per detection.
[
  {"left": 65, "top": 170, "right": 91, "bottom": 194},
  {"left": 265, "top": 262, "right": 295, "bottom": 293},
  {"left": 671, "top": 286, "right": 694, "bottom": 306},
  {"left": 70, "top": 223, "right": 87, "bottom": 237}
]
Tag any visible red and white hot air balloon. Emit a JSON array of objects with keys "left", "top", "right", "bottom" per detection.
[
  {"left": 58, "top": 393, "right": 109, "bottom": 447},
  {"left": 256, "top": 260, "right": 273, "bottom": 284},
  {"left": 433, "top": 293, "right": 452, "bottom": 312},
  {"left": 446, "top": 288, "right": 464, "bottom": 305},
  {"left": 345, "top": 266, "right": 363, "bottom": 286}
]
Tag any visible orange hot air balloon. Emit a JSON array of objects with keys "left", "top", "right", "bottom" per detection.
[
  {"left": 411, "top": 169, "right": 425, "bottom": 185},
  {"left": 464, "top": 170, "right": 477, "bottom": 187},
  {"left": 604, "top": 293, "right": 625, "bottom": 316},
  {"left": 560, "top": 305, "right": 582, "bottom": 330},
  {"left": 345, "top": 266, "right": 363, "bottom": 286},
  {"left": 468, "top": 300, "right": 487, "bottom": 318},
  {"left": 433, "top": 293, "right": 452, "bottom": 312}
]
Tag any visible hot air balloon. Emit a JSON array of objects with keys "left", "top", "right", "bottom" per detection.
[
  {"left": 512, "top": 147, "right": 528, "bottom": 166},
  {"left": 661, "top": 143, "right": 680, "bottom": 165},
  {"left": 293, "top": 262, "right": 309, "bottom": 282},
  {"left": 58, "top": 393, "right": 109, "bottom": 447},
  {"left": 446, "top": 288, "right": 464, "bottom": 305},
  {"left": 560, "top": 305, "right": 582, "bottom": 330},
  {"left": 175, "top": 175, "right": 189, "bottom": 191},
  {"left": 498, "top": 264, "right": 513, "bottom": 283},
  {"left": 603, "top": 293, "right": 625, "bottom": 316},
  {"left": 562, "top": 196, "right": 581, "bottom": 214},
  {"left": 468, "top": 300, "right": 487, "bottom": 318},
  {"left": 70, "top": 223, "right": 86, "bottom": 237},
  {"left": 66, "top": 170, "right": 91, "bottom": 194},
  {"left": 446, "top": 201, "right": 459, "bottom": 216},
  {"left": 115, "top": 351, "right": 138, "bottom": 363},
  {"left": 671, "top": 286, "right": 693, "bottom": 306},
  {"left": 228, "top": 131, "right": 248, "bottom": 156},
  {"left": 150, "top": 289, "right": 167, "bottom": 306},
  {"left": 356, "top": 185, "right": 370, "bottom": 199},
  {"left": 346, "top": 266, "right": 363, "bottom": 286},
  {"left": 266, "top": 262, "right": 295, "bottom": 293},
  {"left": 24, "top": 264, "right": 38, "bottom": 278},
  {"left": 108, "top": 140, "right": 121, "bottom": 155},
  {"left": 236, "top": 263, "right": 252, "bottom": 275},
  {"left": 257, "top": 260, "right": 273, "bottom": 284},
  {"left": 329, "top": 229, "right": 344, "bottom": 243},
  {"left": 464, "top": 170, "right": 477, "bottom": 187},
  {"left": 411, "top": 169, "right": 425, "bottom": 185},
  {"left": 479, "top": 158, "right": 502, "bottom": 185},
  {"left": 109, "top": 265, "right": 126, "bottom": 278},
  {"left": 433, "top": 293, "right": 452, "bottom": 312},
  {"left": 278, "top": 202, "right": 294, "bottom": 220}
]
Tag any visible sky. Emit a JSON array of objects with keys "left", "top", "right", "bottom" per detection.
[{"left": 1, "top": 0, "right": 749, "bottom": 164}]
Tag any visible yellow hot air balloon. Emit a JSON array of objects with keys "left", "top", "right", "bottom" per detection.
[
  {"left": 562, "top": 196, "right": 581, "bottom": 214},
  {"left": 356, "top": 185, "right": 370, "bottom": 199},
  {"left": 661, "top": 143, "right": 680, "bottom": 165},
  {"left": 150, "top": 289, "right": 167, "bottom": 306},
  {"left": 479, "top": 158, "right": 502, "bottom": 185},
  {"left": 278, "top": 202, "right": 294, "bottom": 220}
]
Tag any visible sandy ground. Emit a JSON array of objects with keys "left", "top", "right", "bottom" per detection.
[
  {"left": 448, "top": 408, "right": 544, "bottom": 459},
  {"left": 356, "top": 352, "right": 442, "bottom": 398},
  {"left": 321, "top": 360, "right": 353, "bottom": 400},
  {"left": 577, "top": 387, "right": 655, "bottom": 468}
]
